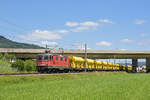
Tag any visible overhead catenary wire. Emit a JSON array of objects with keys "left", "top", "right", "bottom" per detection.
[
  {"left": 0, "top": 18, "right": 30, "bottom": 43},
  {"left": 0, "top": 17, "right": 28, "bottom": 32}
]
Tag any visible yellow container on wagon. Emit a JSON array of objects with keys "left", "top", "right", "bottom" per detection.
[
  {"left": 107, "top": 62, "right": 113, "bottom": 70},
  {"left": 102, "top": 61, "right": 108, "bottom": 70},
  {"left": 69, "top": 56, "right": 84, "bottom": 68},
  {"left": 113, "top": 64, "right": 118, "bottom": 70},
  {"left": 112, "top": 63, "right": 114, "bottom": 70},
  {"left": 95, "top": 60, "right": 102, "bottom": 69},
  {"left": 99, "top": 61, "right": 103, "bottom": 69},
  {"left": 122, "top": 65, "right": 126, "bottom": 71},
  {"left": 87, "top": 59, "right": 95, "bottom": 69},
  {"left": 94, "top": 60, "right": 98, "bottom": 69},
  {"left": 97, "top": 61, "right": 102, "bottom": 69},
  {"left": 115, "top": 64, "right": 120, "bottom": 70},
  {"left": 119, "top": 65, "right": 123, "bottom": 70},
  {"left": 110, "top": 63, "right": 114, "bottom": 70},
  {"left": 127, "top": 65, "right": 132, "bottom": 71}
]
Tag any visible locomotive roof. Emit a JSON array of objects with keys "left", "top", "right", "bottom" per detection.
[{"left": 38, "top": 53, "right": 68, "bottom": 57}]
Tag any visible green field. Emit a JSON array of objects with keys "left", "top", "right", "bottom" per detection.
[{"left": 0, "top": 72, "right": 150, "bottom": 100}]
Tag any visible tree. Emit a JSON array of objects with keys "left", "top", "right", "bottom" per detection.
[
  {"left": 9, "top": 55, "right": 16, "bottom": 62},
  {"left": 4, "top": 53, "right": 16, "bottom": 62},
  {"left": 4, "top": 53, "right": 11, "bottom": 61},
  {"left": 24, "top": 60, "right": 36, "bottom": 72},
  {"left": 11, "top": 60, "right": 24, "bottom": 71}
]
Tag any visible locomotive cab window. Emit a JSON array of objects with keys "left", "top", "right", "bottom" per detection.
[
  {"left": 44, "top": 55, "right": 48, "bottom": 60},
  {"left": 49, "top": 56, "right": 51, "bottom": 60},
  {"left": 38, "top": 56, "right": 42, "bottom": 60},
  {"left": 51, "top": 56, "right": 53, "bottom": 60},
  {"left": 61, "top": 57, "right": 63, "bottom": 61},
  {"left": 65, "top": 57, "right": 67, "bottom": 62},
  {"left": 56, "top": 56, "right": 58, "bottom": 61}
]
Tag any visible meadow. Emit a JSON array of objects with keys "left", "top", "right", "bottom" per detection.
[{"left": 0, "top": 72, "right": 150, "bottom": 100}]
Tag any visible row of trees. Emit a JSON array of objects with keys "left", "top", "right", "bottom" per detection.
[{"left": 0, "top": 53, "right": 36, "bottom": 72}]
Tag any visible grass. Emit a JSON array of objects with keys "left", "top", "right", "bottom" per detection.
[{"left": 0, "top": 72, "right": 150, "bottom": 100}]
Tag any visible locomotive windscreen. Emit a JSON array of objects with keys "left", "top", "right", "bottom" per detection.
[
  {"left": 38, "top": 56, "right": 42, "bottom": 60},
  {"left": 44, "top": 55, "right": 48, "bottom": 60}
]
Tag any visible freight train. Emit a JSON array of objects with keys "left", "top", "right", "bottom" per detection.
[{"left": 36, "top": 53, "right": 132, "bottom": 73}]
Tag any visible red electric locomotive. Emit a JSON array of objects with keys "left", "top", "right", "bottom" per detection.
[{"left": 36, "top": 54, "right": 70, "bottom": 73}]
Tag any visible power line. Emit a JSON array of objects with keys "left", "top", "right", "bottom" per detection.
[
  {"left": 0, "top": 18, "right": 29, "bottom": 42},
  {"left": 0, "top": 18, "right": 28, "bottom": 31}
]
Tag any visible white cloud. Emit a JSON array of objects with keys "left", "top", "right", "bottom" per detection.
[
  {"left": 96, "top": 41, "right": 112, "bottom": 47},
  {"left": 119, "top": 49, "right": 127, "bottom": 51},
  {"left": 68, "top": 21, "right": 100, "bottom": 32},
  {"left": 120, "top": 38, "right": 134, "bottom": 43},
  {"left": 141, "top": 33, "right": 149, "bottom": 37},
  {"left": 136, "top": 20, "right": 146, "bottom": 24},
  {"left": 41, "top": 41, "right": 58, "bottom": 47},
  {"left": 57, "top": 30, "right": 69, "bottom": 34},
  {"left": 138, "top": 42, "right": 145, "bottom": 46},
  {"left": 80, "top": 21, "right": 99, "bottom": 27},
  {"left": 20, "top": 29, "right": 61, "bottom": 41},
  {"left": 138, "top": 39, "right": 150, "bottom": 47},
  {"left": 66, "top": 22, "right": 79, "bottom": 27},
  {"left": 66, "top": 21, "right": 99, "bottom": 27},
  {"left": 71, "top": 26, "right": 89, "bottom": 32},
  {"left": 99, "top": 19, "right": 114, "bottom": 24}
]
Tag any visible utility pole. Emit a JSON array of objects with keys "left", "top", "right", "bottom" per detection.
[
  {"left": 45, "top": 44, "right": 48, "bottom": 53},
  {"left": 59, "top": 48, "right": 64, "bottom": 56},
  {"left": 125, "top": 59, "right": 127, "bottom": 66},
  {"left": 84, "top": 44, "right": 87, "bottom": 72},
  {"left": 125, "top": 59, "right": 127, "bottom": 71},
  {"left": 114, "top": 55, "right": 116, "bottom": 64},
  {"left": 46, "top": 44, "right": 48, "bottom": 49}
]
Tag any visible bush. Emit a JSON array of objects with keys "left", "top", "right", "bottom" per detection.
[
  {"left": 0, "top": 53, "right": 3, "bottom": 59},
  {"left": 0, "top": 59, "right": 17, "bottom": 73},
  {"left": 11, "top": 60, "right": 24, "bottom": 71},
  {"left": 11, "top": 59, "right": 36, "bottom": 72},
  {"left": 24, "top": 60, "right": 36, "bottom": 72}
]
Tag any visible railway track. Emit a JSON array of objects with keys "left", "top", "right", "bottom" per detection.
[
  {"left": 0, "top": 71, "right": 134, "bottom": 76},
  {"left": 0, "top": 72, "right": 41, "bottom": 76},
  {"left": 0, "top": 72, "right": 83, "bottom": 76}
]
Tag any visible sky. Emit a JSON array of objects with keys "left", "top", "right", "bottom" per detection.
[{"left": 0, "top": 0, "right": 150, "bottom": 50}]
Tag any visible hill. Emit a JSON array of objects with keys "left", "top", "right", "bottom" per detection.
[{"left": 0, "top": 35, "right": 44, "bottom": 49}]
